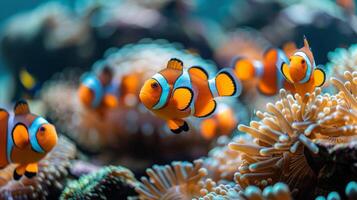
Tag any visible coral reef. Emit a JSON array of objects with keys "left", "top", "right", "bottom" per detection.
[
  {"left": 228, "top": 70, "right": 357, "bottom": 198},
  {"left": 0, "top": 136, "right": 76, "bottom": 200},
  {"left": 60, "top": 165, "right": 138, "bottom": 200}
]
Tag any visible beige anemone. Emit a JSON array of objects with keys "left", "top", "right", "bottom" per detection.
[
  {"left": 228, "top": 71, "right": 357, "bottom": 195},
  {"left": 135, "top": 159, "right": 211, "bottom": 200}
]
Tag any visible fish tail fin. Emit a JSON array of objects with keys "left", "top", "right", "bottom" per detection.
[
  {"left": 232, "top": 57, "right": 263, "bottom": 81},
  {"left": 210, "top": 68, "right": 241, "bottom": 98}
]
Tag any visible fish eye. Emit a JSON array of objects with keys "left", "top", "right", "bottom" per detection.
[
  {"left": 151, "top": 82, "right": 159, "bottom": 89},
  {"left": 40, "top": 127, "right": 46, "bottom": 132},
  {"left": 301, "top": 60, "right": 305, "bottom": 65}
]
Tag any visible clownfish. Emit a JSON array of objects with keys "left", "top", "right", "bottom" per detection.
[
  {"left": 119, "top": 72, "right": 143, "bottom": 107},
  {"left": 232, "top": 48, "right": 294, "bottom": 95},
  {"left": 0, "top": 100, "right": 58, "bottom": 180},
  {"left": 139, "top": 58, "right": 241, "bottom": 134},
  {"left": 280, "top": 37, "right": 326, "bottom": 97},
  {"left": 199, "top": 103, "right": 237, "bottom": 140},
  {"left": 78, "top": 66, "right": 118, "bottom": 113}
]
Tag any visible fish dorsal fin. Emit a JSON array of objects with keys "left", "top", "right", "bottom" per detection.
[
  {"left": 300, "top": 36, "right": 315, "bottom": 65},
  {"left": 303, "top": 35, "right": 310, "bottom": 50},
  {"left": 14, "top": 100, "right": 30, "bottom": 116},
  {"left": 167, "top": 58, "right": 184, "bottom": 71},
  {"left": 188, "top": 66, "right": 209, "bottom": 80}
]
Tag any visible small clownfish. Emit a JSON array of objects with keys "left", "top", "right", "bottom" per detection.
[
  {"left": 280, "top": 37, "right": 326, "bottom": 97},
  {"left": 0, "top": 100, "right": 58, "bottom": 180},
  {"left": 78, "top": 66, "right": 118, "bottom": 113},
  {"left": 139, "top": 58, "right": 241, "bottom": 134},
  {"left": 232, "top": 48, "right": 294, "bottom": 95},
  {"left": 199, "top": 103, "right": 237, "bottom": 140}
]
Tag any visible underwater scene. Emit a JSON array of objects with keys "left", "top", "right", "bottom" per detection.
[{"left": 0, "top": 0, "right": 356, "bottom": 199}]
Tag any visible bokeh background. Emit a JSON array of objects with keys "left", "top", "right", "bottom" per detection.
[{"left": 0, "top": 0, "right": 356, "bottom": 104}]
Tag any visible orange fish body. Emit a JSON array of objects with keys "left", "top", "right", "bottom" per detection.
[
  {"left": 233, "top": 48, "right": 293, "bottom": 95},
  {"left": 78, "top": 66, "right": 118, "bottom": 114},
  {"left": 280, "top": 37, "right": 326, "bottom": 97},
  {"left": 140, "top": 58, "right": 241, "bottom": 134},
  {"left": 200, "top": 103, "right": 237, "bottom": 140},
  {"left": 119, "top": 72, "right": 143, "bottom": 107},
  {"left": 0, "top": 100, "right": 58, "bottom": 180}
]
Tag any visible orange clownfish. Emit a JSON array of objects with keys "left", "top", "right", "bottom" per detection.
[
  {"left": 78, "top": 66, "right": 118, "bottom": 112},
  {"left": 119, "top": 72, "right": 143, "bottom": 107},
  {"left": 280, "top": 37, "right": 326, "bottom": 97},
  {"left": 139, "top": 58, "right": 241, "bottom": 134},
  {"left": 0, "top": 100, "right": 58, "bottom": 180},
  {"left": 200, "top": 103, "right": 237, "bottom": 140},
  {"left": 232, "top": 48, "right": 293, "bottom": 95}
]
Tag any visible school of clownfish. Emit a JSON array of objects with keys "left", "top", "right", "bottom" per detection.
[{"left": 0, "top": 37, "right": 327, "bottom": 180}]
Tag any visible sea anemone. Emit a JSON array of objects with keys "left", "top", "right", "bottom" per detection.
[
  {"left": 315, "top": 181, "right": 357, "bottom": 200},
  {"left": 135, "top": 159, "right": 209, "bottom": 199},
  {"left": 198, "top": 182, "right": 293, "bottom": 200},
  {"left": 327, "top": 44, "right": 357, "bottom": 79},
  {"left": 228, "top": 70, "right": 357, "bottom": 198},
  {"left": 60, "top": 165, "right": 138, "bottom": 200},
  {"left": 203, "top": 135, "right": 252, "bottom": 183},
  {"left": 0, "top": 136, "right": 76, "bottom": 200}
]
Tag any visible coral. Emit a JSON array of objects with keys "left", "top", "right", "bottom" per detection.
[
  {"left": 198, "top": 182, "right": 293, "bottom": 200},
  {"left": 0, "top": 136, "right": 76, "bottom": 200},
  {"left": 135, "top": 159, "right": 209, "bottom": 199},
  {"left": 228, "top": 70, "right": 357, "bottom": 198},
  {"left": 60, "top": 165, "right": 138, "bottom": 200}
]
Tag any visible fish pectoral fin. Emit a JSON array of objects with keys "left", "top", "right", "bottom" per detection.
[
  {"left": 188, "top": 66, "right": 209, "bottom": 80},
  {"left": 167, "top": 58, "right": 184, "bottom": 71},
  {"left": 215, "top": 69, "right": 239, "bottom": 97},
  {"left": 173, "top": 87, "right": 193, "bottom": 111},
  {"left": 194, "top": 100, "right": 217, "bottom": 118},
  {"left": 14, "top": 100, "right": 30, "bottom": 116},
  {"left": 281, "top": 63, "right": 293, "bottom": 83},
  {"left": 313, "top": 68, "right": 326, "bottom": 87},
  {"left": 13, "top": 124, "right": 29, "bottom": 149}
]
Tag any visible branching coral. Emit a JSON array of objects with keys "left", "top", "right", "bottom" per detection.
[
  {"left": 0, "top": 136, "right": 76, "bottom": 200},
  {"left": 60, "top": 166, "right": 138, "bottom": 200},
  {"left": 135, "top": 159, "right": 210, "bottom": 199},
  {"left": 228, "top": 70, "right": 357, "bottom": 198}
]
